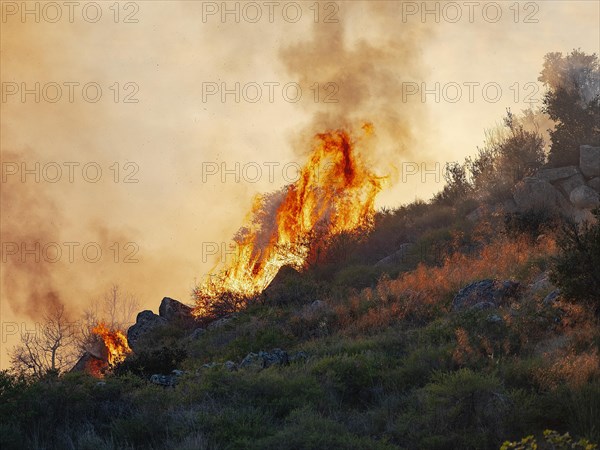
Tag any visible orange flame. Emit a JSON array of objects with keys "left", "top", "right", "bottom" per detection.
[
  {"left": 91, "top": 322, "right": 131, "bottom": 366},
  {"left": 195, "top": 126, "right": 384, "bottom": 314}
]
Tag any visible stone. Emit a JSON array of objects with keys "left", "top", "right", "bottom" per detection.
[
  {"left": 207, "top": 314, "right": 236, "bottom": 330},
  {"left": 189, "top": 327, "right": 206, "bottom": 340},
  {"left": 558, "top": 173, "right": 585, "bottom": 196},
  {"left": 513, "top": 177, "right": 571, "bottom": 212},
  {"left": 579, "top": 145, "right": 600, "bottom": 178},
  {"left": 289, "top": 351, "right": 308, "bottom": 363},
  {"left": 150, "top": 374, "right": 177, "bottom": 387},
  {"left": 240, "top": 352, "right": 261, "bottom": 370},
  {"left": 487, "top": 314, "right": 503, "bottom": 324},
  {"left": 469, "top": 302, "right": 496, "bottom": 311},
  {"left": 535, "top": 166, "right": 580, "bottom": 182},
  {"left": 240, "top": 349, "right": 289, "bottom": 370},
  {"left": 587, "top": 177, "right": 600, "bottom": 193},
  {"left": 543, "top": 290, "right": 561, "bottom": 306},
  {"left": 224, "top": 361, "right": 237, "bottom": 371},
  {"left": 570, "top": 185, "right": 600, "bottom": 209},
  {"left": 159, "top": 297, "right": 194, "bottom": 325},
  {"left": 452, "top": 279, "right": 521, "bottom": 312},
  {"left": 374, "top": 243, "right": 415, "bottom": 267},
  {"left": 127, "top": 310, "right": 167, "bottom": 352}
]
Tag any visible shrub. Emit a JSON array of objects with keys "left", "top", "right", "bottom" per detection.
[{"left": 550, "top": 209, "right": 600, "bottom": 316}]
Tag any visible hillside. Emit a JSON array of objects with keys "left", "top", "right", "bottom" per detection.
[{"left": 2, "top": 140, "right": 599, "bottom": 449}]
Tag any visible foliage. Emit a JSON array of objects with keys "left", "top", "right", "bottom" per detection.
[
  {"left": 539, "top": 50, "right": 600, "bottom": 166},
  {"left": 550, "top": 209, "right": 600, "bottom": 315}
]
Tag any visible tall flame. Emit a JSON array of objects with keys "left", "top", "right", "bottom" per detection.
[
  {"left": 195, "top": 126, "right": 384, "bottom": 314},
  {"left": 92, "top": 322, "right": 132, "bottom": 366}
]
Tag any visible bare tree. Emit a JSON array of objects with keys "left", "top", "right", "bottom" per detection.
[
  {"left": 79, "top": 284, "right": 140, "bottom": 352},
  {"left": 10, "top": 304, "right": 78, "bottom": 378}
]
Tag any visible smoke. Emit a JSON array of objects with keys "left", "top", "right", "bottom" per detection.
[{"left": 279, "top": 1, "right": 434, "bottom": 175}]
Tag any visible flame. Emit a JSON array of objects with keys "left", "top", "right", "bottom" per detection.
[
  {"left": 91, "top": 322, "right": 132, "bottom": 366},
  {"left": 195, "top": 125, "right": 384, "bottom": 315}
]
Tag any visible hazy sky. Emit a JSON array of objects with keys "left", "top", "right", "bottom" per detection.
[{"left": 1, "top": 0, "right": 599, "bottom": 367}]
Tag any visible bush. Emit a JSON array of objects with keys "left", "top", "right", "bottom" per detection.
[
  {"left": 550, "top": 209, "right": 600, "bottom": 316},
  {"left": 504, "top": 209, "right": 560, "bottom": 241}
]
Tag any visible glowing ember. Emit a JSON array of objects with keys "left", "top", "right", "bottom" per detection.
[
  {"left": 195, "top": 125, "right": 384, "bottom": 315},
  {"left": 92, "top": 322, "right": 132, "bottom": 366}
]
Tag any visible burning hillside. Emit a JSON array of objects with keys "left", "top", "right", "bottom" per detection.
[{"left": 194, "top": 125, "right": 384, "bottom": 316}]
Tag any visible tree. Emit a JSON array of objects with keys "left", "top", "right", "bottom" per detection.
[
  {"left": 550, "top": 208, "right": 600, "bottom": 316},
  {"left": 9, "top": 304, "right": 78, "bottom": 378},
  {"left": 79, "top": 284, "right": 140, "bottom": 353},
  {"left": 539, "top": 50, "right": 600, "bottom": 166}
]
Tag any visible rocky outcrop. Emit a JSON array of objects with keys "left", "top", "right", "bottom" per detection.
[
  {"left": 452, "top": 279, "right": 521, "bottom": 312},
  {"left": 127, "top": 310, "right": 167, "bottom": 352},
  {"left": 159, "top": 297, "right": 195, "bottom": 325},
  {"left": 580, "top": 145, "right": 600, "bottom": 178},
  {"left": 127, "top": 298, "right": 196, "bottom": 351},
  {"left": 570, "top": 185, "right": 600, "bottom": 209},
  {"left": 536, "top": 165, "right": 580, "bottom": 182},
  {"left": 510, "top": 145, "right": 600, "bottom": 222},
  {"left": 512, "top": 178, "right": 571, "bottom": 212}
]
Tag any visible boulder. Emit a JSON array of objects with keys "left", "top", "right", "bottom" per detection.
[
  {"left": 374, "top": 243, "right": 415, "bottom": 266},
  {"left": 535, "top": 166, "right": 580, "bottom": 182},
  {"left": 240, "top": 349, "right": 289, "bottom": 370},
  {"left": 189, "top": 327, "right": 206, "bottom": 340},
  {"left": 569, "top": 185, "right": 600, "bottom": 209},
  {"left": 150, "top": 369, "right": 184, "bottom": 387},
  {"left": 513, "top": 178, "right": 571, "bottom": 212},
  {"left": 127, "top": 310, "right": 167, "bottom": 352},
  {"left": 588, "top": 177, "right": 600, "bottom": 193},
  {"left": 159, "top": 297, "right": 194, "bottom": 325},
  {"left": 579, "top": 145, "right": 600, "bottom": 178},
  {"left": 452, "top": 279, "right": 521, "bottom": 312},
  {"left": 557, "top": 173, "right": 585, "bottom": 196}
]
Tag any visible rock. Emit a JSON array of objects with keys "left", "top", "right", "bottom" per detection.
[
  {"left": 579, "top": 145, "right": 600, "bottom": 178},
  {"left": 487, "top": 314, "right": 503, "bottom": 324},
  {"left": 202, "top": 362, "right": 219, "bottom": 369},
  {"left": 513, "top": 178, "right": 571, "bottom": 212},
  {"left": 224, "top": 361, "right": 237, "bottom": 371},
  {"left": 127, "top": 310, "right": 167, "bottom": 352},
  {"left": 588, "top": 177, "right": 600, "bottom": 193},
  {"left": 150, "top": 370, "right": 183, "bottom": 387},
  {"left": 452, "top": 279, "right": 521, "bottom": 312},
  {"left": 96, "top": 381, "right": 106, "bottom": 387},
  {"left": 535, "top": 166, "right": 580, "bottom": 182},
  {"left": 570, "top": 185, "right": 600, "bottom": 209},
  {"left": 207, "top": 314, "right": 237, "bottom": 330},
  {"left": 374, "top": 243, "right": 415, "bottom": 267},
  {"left": 70, "top": 352, "right": 106, "bottom": 374},
  {"left": 470, "top": 302, "right": 496, "bottom": 311},
  {"left": 150, "top": 374, "right": 177, "bottom": 387},
  {"left": 159, "top": 297, "right": 195, "bottom": 325},
  {"left": 240, "top": 349, "right": 289, "bottom": 370},
  {"left": 240, "top": 352, "right": 261, "bottom": 370},
  {"left": 543, "top": 289, "right": 561, "bottom": 306},
  {"left": 260, "top": 349, "right": 289, "bottom": 368},
  {"left": 289, "top": 351, "right": 308, "bottom": 363},
  {"left": 558, "top": 173, "right": 585, "bottom": 196},
  {"left": 189, "top": 327, "right": 206, "bottom": 340}
]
